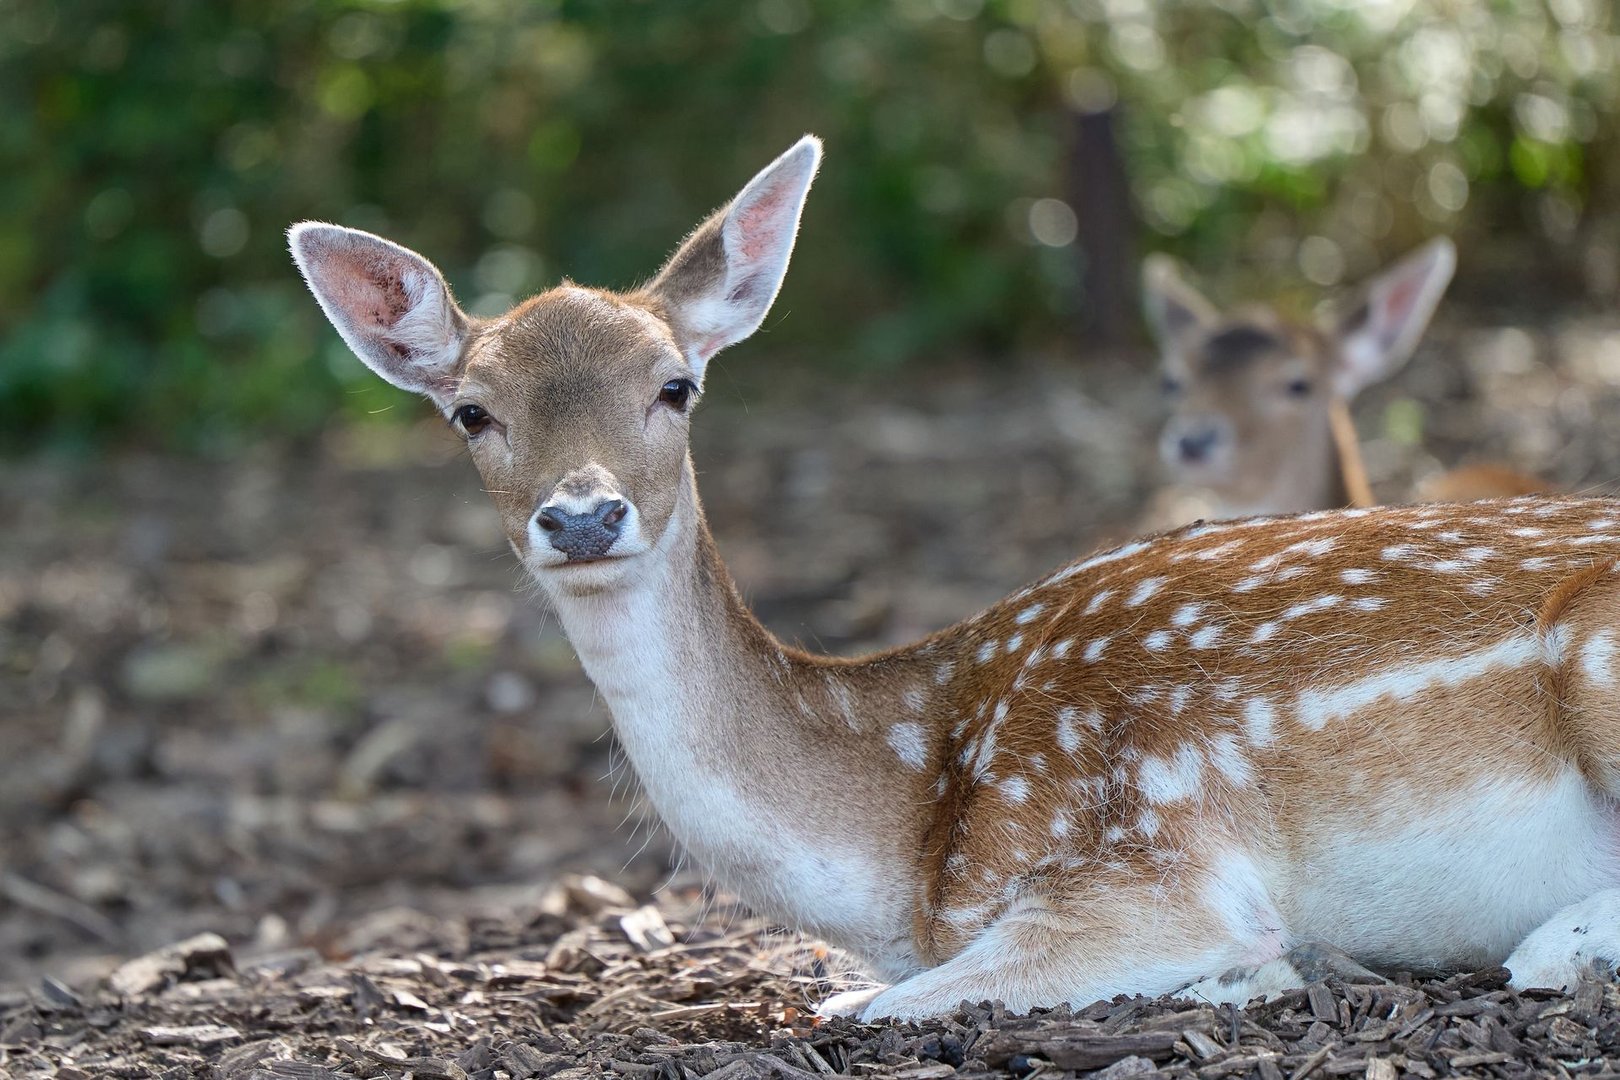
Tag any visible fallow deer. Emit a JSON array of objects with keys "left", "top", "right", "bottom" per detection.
[
  {"left": 1142, "top": 241, "right": 1545, "bottom": 523},
  {"left": 291, "top": 137, "right": 1620, "bottom": 1021}
]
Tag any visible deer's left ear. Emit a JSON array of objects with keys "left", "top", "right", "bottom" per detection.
[
  {"left": 1141, "top": 254, "right": 1218, "bottom": 347},
  {"left": 1333, "top": 237, "right": 1456, "bottom": 398},
  {"left": 645, "top": 136, "right": 821, "bottom": 376}
]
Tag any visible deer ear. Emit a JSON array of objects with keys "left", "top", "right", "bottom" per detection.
[
  {"left": 1142, "top": 254, "right": 1217, "bottom": 346},
  {"left": 1334, "top": 237, "right": 1456, "bottom": 398},
  {"left": 646, "top": 136, "right": 821, "bottom": 374},
  {"left": 289, "top": 223, "right": 470, "bottom": 406}
]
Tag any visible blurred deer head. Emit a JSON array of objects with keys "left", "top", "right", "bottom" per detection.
[{"left": 1142, "top": 239, "right": 1456, "bottom": 518}]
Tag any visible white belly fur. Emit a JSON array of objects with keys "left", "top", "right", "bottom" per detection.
[{"left": 1279, "top": 770, "right": 1620, "bottom": 971}]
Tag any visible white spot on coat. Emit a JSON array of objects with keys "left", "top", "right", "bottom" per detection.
[
  {"left": 1055, "top": 707, "right": 1081, "bottom": 754},
  {"left": 1542, "top": 623, "right": 1571, "bottom": 666},
  {"left": 1286, "top": 536, "right": 1338, "bottom": 558},
  {"left": 886, "top": 722, "right": 930, "bottom": 770},
  {"left": 970, "top": 727, "right": 998, "bottom": 780},
  {"left": 1582, "top": 629, "right": 1618, "bottom": 687},
  {"left": 1079, "top": 540, "right": 1151, "bottom": 572},
  {"left": 1127, "top": 577, "right": 1166, "bottom": 607},
  {"left": 1281, "top": 594, "right": 1343, "bottom": 621},
  {"left": 1244, "top": 697, "right": 1276, "bottom": 748},
  {"left": 1171, "top": 602, "right": 1206, "bottom": 628},
  {"left": 1083, "top": 589, "right": 1115, "bottom": 615},
  {"left": 1139, "top": 744, "right": 1204, "bottom": 805},
  {"left": 1295, "top": 633, "right": 1542, "bottom": 732},
  {"left": 1208, "top": 734, "right": 1253, "bottom": 788}
]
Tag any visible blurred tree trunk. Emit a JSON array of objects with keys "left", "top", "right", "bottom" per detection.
[{"left": 1068, "top": 106, "right": 1138, "bottom": 349}]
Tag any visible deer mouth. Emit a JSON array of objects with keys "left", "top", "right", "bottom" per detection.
[{"left": 559, "top": 552, "right": 623, "bottom": 566}]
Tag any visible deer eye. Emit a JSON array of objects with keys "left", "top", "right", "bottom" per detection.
[
  {"left": 1161, "top": 375, "right": 1183, "bottom": 397},
  {"left": 658, "top": 378, "right": 696, "bottom": 411},
  {"left": 1284, "top": 378, "right": 1313, "bottom": 398},
  {"left": 453, "top": 403, "right": 493, "bottom": 436}
]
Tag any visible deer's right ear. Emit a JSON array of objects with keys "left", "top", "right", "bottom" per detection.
[
  {"left": 645, "top": 136, "right": 822, "bottom": 376},
  {"left": 288, "top": 223, "right": 470, "bottom": 405},
  {"left": 1333, "top": 237, "right": 1456, "bottom": 398},
  {"left": 1142, "top": 255, "right": 1217, "bottom": 346}
]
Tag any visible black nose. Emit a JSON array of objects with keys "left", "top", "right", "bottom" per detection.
[
  {"left": 535, "top": 499, "right": 628, "bottom": 561},
  {"left": 1177, "top": 428, "right": 1221, "bottom": 463}
]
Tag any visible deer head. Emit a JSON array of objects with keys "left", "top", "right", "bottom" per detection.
[
  {"left": 1142, "top": 238, "right": 1456, "bottom": 517},
  {"left": 289, "top": 137, "right": 821, "bottom": 598}
]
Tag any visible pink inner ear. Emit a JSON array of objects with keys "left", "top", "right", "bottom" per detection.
[
  {"left": 695, "top": 334, "right": 724, "bottom": 362},
  {"left": 318, "top": 247, "right": 413, "bottom": 333},
  {"left": 1381, "top": 274, "right": 1423, "bottom": 327},
  {"left": 733, "top": 186, "right": 789, "bottom": 262}
]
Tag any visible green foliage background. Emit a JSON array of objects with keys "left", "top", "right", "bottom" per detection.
[{"left": 2, "top": 0, "right": 1617, "bottom": 452}]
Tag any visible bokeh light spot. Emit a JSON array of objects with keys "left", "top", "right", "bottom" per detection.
[{"left": 1029, "top": 199, "right": 1079, "bottom": 247}]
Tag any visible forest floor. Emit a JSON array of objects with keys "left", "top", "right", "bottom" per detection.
[{"left": 8, "top": 312, "right": 1620, "bottom": 1077}]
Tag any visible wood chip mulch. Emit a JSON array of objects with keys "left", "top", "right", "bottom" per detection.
[{"left": 4, "top": 875, "right": 1618, "bottom": 1079}]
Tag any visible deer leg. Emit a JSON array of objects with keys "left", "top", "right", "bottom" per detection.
[
  {"left": 816, "top": 984, "right": 887, "bottom": 1017},
  {"left": 1504, "top": 889, "right": 1620, "bottom": 992},
  {"left": 822, "top": 883, "right": 1288, "bottom": 1022},
  {"left": 1178, "top": 941, "right": 1387, "bottom": 1006}
]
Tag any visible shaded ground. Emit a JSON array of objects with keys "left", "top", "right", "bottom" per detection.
[
  {"left": 7, "top": 311, "right": 1620, "bottom": 1075},
  {"left": 9, "top": 879, "right": 1620, "bottom": 1080}
]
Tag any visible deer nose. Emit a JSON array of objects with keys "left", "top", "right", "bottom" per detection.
[
  {"left": 534, "top": 499, "right": 628, "bottom": 561},
  {"left": 1177, "top": 428, "right": 1222, "bottom": 463}
]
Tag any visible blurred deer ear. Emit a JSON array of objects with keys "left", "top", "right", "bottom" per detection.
[
  {"left": 1334, "top": 237, "right": 1456, "bottom": 397},
  {"left": 646, "top": 136, "right": 821, "bottom": 375},
  {"left": 289, "top": 223, "right": 470, "bottom": 406},
  {"left": 1142, "top": 254, "right": 1217, "bottom": 347}
]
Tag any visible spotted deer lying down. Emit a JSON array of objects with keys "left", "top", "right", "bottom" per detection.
[
  {"left": 1142, "top": 241, "right": 1546, "bottom": 524},
  {"left": 291, "top": 137, "right": 1620, "bottom": 1021}
]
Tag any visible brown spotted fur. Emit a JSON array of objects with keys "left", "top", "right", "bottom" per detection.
[{"left": 910, "top": 500, "right": 1620, "bottom": 964}]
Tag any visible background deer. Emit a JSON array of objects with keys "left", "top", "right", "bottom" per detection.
[
  {"left": 1142, "top": 241, "right": 1545, "bottom": 524},
  {"left": 291, "top": 137, "right": 1620, "bottom": 1021}
]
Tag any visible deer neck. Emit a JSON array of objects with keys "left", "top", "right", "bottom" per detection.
[
  {"left": 1326, "top": 399, "right": 1374, "bottom": 509},
  {"left": 540, "top": 457, "right": 936, "bottom": 977}
]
